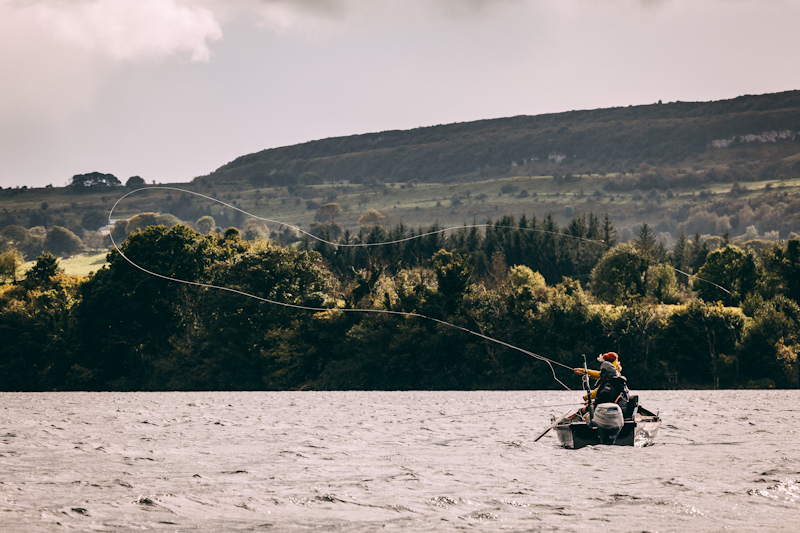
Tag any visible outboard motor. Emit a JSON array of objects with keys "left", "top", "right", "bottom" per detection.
[{"left": 593, "top": 402, "right": 624, "bottom": 444}]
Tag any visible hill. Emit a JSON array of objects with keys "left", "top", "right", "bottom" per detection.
[
  {"left": 202, "top": 90, "right": 800, "bottom": 186},
  {"left": 2, "top": 90, "right": 800, "bottom": 261}
]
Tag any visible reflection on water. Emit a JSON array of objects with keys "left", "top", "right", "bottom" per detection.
[{"left": 1, "top": 390, "right": 799, "bottom": 531}]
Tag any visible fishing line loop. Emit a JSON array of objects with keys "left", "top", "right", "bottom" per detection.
[
  {"left": 110, "top": 186, "right": 731, "bottom": 295},
  {"left": 108, "top": 187, "right": 575, "bottom": 389},
  {"left": 428, "top": 402, "right": 578, "bottom": 420},
  {"left": 106, "top": 186, "right": 734, "bottom": 390}
]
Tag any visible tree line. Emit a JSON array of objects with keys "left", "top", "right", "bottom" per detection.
[{"left": 1, "top": 214, "right": 798, "bottom": 391}]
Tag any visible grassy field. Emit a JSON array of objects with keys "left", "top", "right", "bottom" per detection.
[
  {"left": 4, "top": 173, "right": 800, "bottom": 251},
  {"left": 177, "top": 174, "right": 800, "bottom": 234},
  {"left": 5, "top": 172, "right": 798, "bottom": 284},
  {"left": 20, "top": 252, "right": 108, "bottom": 278},
  {"left": 0, "top": 187, "right": 120, "bottom": 220}
]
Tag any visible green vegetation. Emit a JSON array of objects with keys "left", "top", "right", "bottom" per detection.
[
  {"left": 6, "top": 172, "right": 798, "bottom": 258},
  {"left": 3, "top": 91, "right": 800, "bottom": 258},
  {"left": 206, "top": 90, "right": 800, "bottom": 186},
  {"left": 0, "top": 249, "right": 23, "bottom": 282},
  {"left": 68, "top": 172, "right": 121, "bottom": 190},
  {"left": 20, "top": 252, "right": 108, "bottom": 278},
  {"left": 1, "top": 219, "right": 797, "bottom": 391},
  {"left": 196, "top": 215, "right": 215, "bottom": 234},
  {"left": 1, "top": 90, "right": 799, "bottom": 391}
]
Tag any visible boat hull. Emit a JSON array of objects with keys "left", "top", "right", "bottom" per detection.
[{"left": 553, "top": 408, "right": 661, "bottom": 449}]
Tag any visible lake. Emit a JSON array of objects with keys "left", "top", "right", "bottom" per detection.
[{"left": 1, "top": 390, "right": 798, "bottom": 531}]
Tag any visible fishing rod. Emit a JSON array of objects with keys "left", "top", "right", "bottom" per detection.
[{"left": 581, "top": 353, "right": 595, "bottom": 425}]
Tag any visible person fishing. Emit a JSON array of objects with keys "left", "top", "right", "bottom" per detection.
[
  {"left": 574, "top": 352, "right": 630, "bottom": 415},
  {"left": 572, "top": 352, "right": 632, "bottom": 444}
]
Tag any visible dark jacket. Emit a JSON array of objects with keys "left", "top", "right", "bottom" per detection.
[{"left": 594, "top": 361, "right": 629, "bottom": 407}]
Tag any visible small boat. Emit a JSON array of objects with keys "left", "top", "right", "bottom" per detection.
[{"left": 552, "top": 402, "right": 661, "bottom": 449}]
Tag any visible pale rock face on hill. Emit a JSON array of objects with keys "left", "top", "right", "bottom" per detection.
[{"left": 711, "top": 130, "right": 797, "bottom": 148}]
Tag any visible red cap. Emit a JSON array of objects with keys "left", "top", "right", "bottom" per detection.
[{"left": 598, "top": 352, "right": 618, "bottom": 363}]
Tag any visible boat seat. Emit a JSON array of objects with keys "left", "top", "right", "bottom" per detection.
[{"left": 624, "top": 395, "right": 639, "bottom": 420}]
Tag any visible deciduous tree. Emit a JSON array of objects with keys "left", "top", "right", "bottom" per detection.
[
  {"left": 695, "top": 245, "right": 761, "bottom": 306},
  {"left": 81, "top": 211, "right": 108, "bottom": 232},
  {"left": 0, "top": 249, "right": 23, "bottom": 282},
  {"left": 126, "top": 213, "right": 181, "bottom": 235},
  {"left": 69, "top": 172, "right": 121, "bottom": 190},
  {"left": 590, "top": 243, "right": 648, "bottom": 304},
  {"left": 196, "top": 215, "right": 216, "bottom": 234},
  {"left": 24, "top": 252, "right": 63, "bottom": 289},
  {"left": 762, "top": 239, "right": 800, "bottom": 304},
  {"left": 316, "top": 203, "right": 341, "bottom": 223},
  {"left": 125, "top": 176, "right": 145, "bottom": 188},
  {"left": 357, "top": 209, "right": 386, "bottom": 227},
  {"left": 44, "top": 227, "right": 85, "bottom": 257}
]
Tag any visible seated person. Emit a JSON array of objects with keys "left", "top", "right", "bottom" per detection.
[{"left": 574, "top": 352, "right": 629, "bottom": 415}]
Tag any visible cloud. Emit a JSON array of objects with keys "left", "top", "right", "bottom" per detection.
[
  {"left": 0, "top": 0, "right": 224, "bottom": 126},
  {"left": 0, "top": 3, "right": 100, "bottom": 120},
  {"left": 240, "top": 0, "right": 350, "bottom": 32},
  {"left": 16, "top": 0, "right": 223, "bottom": 62},
  {"left": 434, "top": 0, "right": 525, "bottom": 18},
  {"left": 240, "top": 0, "right": 527, "bottom": 33},
  {"left": 637, "top": 0, "right": 669, "bottom": 8}
]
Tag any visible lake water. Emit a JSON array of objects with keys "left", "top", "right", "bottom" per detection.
[{"left": 1, "top": 390, "right": 799, "bottom": 531}]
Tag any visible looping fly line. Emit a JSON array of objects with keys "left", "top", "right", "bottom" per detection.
[
  {"left": 107, "top": 186, "right": 732, "bottom": 391},
  {"left": 111, "top": 187, "right": 731, "bottom": 296}
]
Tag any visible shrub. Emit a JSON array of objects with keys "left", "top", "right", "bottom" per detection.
[
  {"left": 126, "top": 213, "right": 181, "bottom": 235},
  {"left": 81, "top": 211, "right": 108, "bottom": 232},
  {"left": 44, "top": 227, "right": 85, "bottom": 257},
  {"left": 196, "top": 216, "right": 216, "bottom": 234},
  {"left": 590, "top": 243, "right": 648, "bottom": 304},
  {"left": 695, "top": 245, "right": 761, "bottom": 306},
  {"left": 0, "top": 249, "right": 23, "bottom": 282}
]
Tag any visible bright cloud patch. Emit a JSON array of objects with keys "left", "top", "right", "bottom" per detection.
[{"left": 25, "top": 0, "right": 222, "bottom": 61}]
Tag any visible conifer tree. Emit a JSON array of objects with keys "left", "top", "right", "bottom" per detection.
[
  {"left": 601, "top": 213, "right": 617, "bottom": 250},
  {"left": 635, "top": 222, "right": 656, "bottom": 260},
  {"left": 671, "top": 231, "right": 690, "bottom": 284}
]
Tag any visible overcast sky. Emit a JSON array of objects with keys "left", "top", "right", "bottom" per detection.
[{"left": 1, "top": 0, "right": 799, "bottom": 188}]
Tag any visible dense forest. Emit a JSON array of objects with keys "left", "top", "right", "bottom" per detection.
[{"left": 1, "top": 214, "right": 798, "bottom": 392}]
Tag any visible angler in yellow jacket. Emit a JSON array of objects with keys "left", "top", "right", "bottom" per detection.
[{"left": 574, "top": 352, "right": 624, "bottom": 401}]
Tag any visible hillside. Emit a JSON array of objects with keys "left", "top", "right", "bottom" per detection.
[
  {"left": 2, "top": 90, "right": 800, "bottom": 261},
  {"left": 202, "top": 90, "right": 800, "bottom": 186}
]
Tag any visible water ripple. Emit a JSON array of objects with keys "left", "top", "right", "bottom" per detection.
[{"left": 0, "top": 390, "right": 798, "bottom": 531}]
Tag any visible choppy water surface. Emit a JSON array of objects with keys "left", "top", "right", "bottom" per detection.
[{"left": 1, "top": 390, "right": 799, "bottom": 531}]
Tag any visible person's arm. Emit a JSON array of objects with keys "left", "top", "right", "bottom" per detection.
[{"left": 573, "top": 368, "right": 601, "bottom": 380}]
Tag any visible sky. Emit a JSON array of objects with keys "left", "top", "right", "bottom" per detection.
[{"left": 1, "top": 0, "right": 799, "bottom": 189}]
